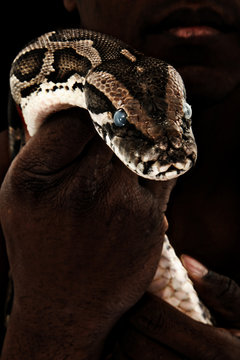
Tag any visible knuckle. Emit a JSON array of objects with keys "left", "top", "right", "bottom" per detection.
[
  {"left": 217, "top": 277, "right": 235, "bottom": 298},
  {"left": 11, "top": 162, "right": 58, "bottom": 196},
  {"left": 216, "top": 276, "right": 240, "bottom": 304},
  {"left": 205, "top": 270, "right": 239, "bottom": 300},
  {"left": 205, "top": 271, "right": 240, "bottom": 326}
]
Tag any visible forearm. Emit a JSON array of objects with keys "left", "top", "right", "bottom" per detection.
[
  {"left": 1, "top": 306, "right": 112, "bottom": 360},
  {"left": 0, "top": 130, "right": 10, "bottom": 185},
  {"left": 0, "top": 226, "right": 9, "bottom": 352}
]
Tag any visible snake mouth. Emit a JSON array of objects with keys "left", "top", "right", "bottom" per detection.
[
  {"left": 132, "top": 152, "right": 196, "bottom": 181},
  {"left": 157, "top": 160, "right": 193, "bottom": 181},
  {"left": 138, "top": 157, "right": 194, "bottom": 181}
]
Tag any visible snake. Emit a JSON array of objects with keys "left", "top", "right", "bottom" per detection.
[{"left": 9, "top": 28, "right": 212, "bottom": 325}]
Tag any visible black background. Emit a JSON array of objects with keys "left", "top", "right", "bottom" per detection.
[{"left": 2, "top": 1, "right": 80, "bottom": 131}]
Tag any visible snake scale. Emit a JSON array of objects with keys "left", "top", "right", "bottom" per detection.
[{"left": 9, "top": 29, "right": 212, "bottom": 325}]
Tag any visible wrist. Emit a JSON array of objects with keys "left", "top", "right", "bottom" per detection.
[{"left": 3, "top": 298, "right": 116, "bottom": 360}]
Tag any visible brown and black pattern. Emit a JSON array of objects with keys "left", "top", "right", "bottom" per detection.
[{"left": 9, "top": 28, "right": 197, "bottom": 181}]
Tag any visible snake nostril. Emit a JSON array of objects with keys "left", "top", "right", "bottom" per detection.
[
  {"left": 159, "top": 137, "right": 169, "bottom": 150},
  {"left": 164, "top": 124, "right": 183, "bottom": 149},
  {"left": 146, "top": 125, "right": 165, "bottom": 141},
  {"left": 169, "top": 135, "right": 182, "bottom": 149},
  {"left": 147, "top": 126, "right": 183, "bottom": 151}
]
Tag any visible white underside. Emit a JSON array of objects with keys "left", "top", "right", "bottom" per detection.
[
  {"left": 149, "top": 235, "right": 212, "bottom": 324},
  {"left": 19, "top": 75, "right": 86, "bottom": 136}
]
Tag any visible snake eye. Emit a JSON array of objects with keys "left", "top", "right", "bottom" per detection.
[
  {"left": 113, "top": 108, "right": 128, "bottom": 127},
  {"left": 183, "top": 102, "right": 192, "bottom": 120}
]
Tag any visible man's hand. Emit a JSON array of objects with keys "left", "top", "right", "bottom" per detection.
[
  {"left": 112, "top": 259, "right": 240, "bottom": 359},
  {"left": 0, "top": 108, "right": 175, "bottom": 358}
]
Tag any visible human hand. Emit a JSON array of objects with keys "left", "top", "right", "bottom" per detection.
[
  {"left": 111, "top": 258, "right": 240, "bottom": 359},
  {"left": 0, "top": 108, "right": 175, "bottom": 358}
]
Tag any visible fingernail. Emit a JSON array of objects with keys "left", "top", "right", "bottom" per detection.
[{"left": 181, "top": 255, "right": 208, "bottom": 278}]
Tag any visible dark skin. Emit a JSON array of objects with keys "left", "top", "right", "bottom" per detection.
[
  {"left": 0, "top": 108, "right": 174, "bottom": 359},
  {"left": 0, "top": 0, "right": 240, "bottom": 358}
]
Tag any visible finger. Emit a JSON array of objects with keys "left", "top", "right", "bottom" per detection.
[
  {"left": 181, "top": 255, "right": 240, "bottom": 327},
  {"left": 128, "top": 293, "right": 240, "bottom": 360}
]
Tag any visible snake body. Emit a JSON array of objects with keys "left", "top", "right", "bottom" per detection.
[{"left": 9, "top": 29, "right": 211, "bottom": 324}]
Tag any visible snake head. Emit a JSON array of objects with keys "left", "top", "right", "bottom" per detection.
[
  {"left": 86, "top": 55, "right": 197, "bottom": 181},
  {"left": 9, "top": 29, "right": 196, "bottom": 181}
]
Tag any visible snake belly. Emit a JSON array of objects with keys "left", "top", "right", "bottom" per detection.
[{"left": 9, "top": 29, "right": 211, "bottom": 324}]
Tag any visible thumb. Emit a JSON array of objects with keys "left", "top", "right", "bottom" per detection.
[
  {"left": 15, "top": 107, "right": 96, "bottom": 174},
  {"left": 181, "top": 255, "right": 240, "bottom": 327}
]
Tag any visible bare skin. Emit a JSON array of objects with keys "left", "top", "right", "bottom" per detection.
[
  {"left": 0, "top": 0, "right": 240, "bottom": 358},
  {"left": 0, "top": 108, "right": 174, "bottom": 359},
  {"left": 0, "top": 131, "right": 9, "bottom": 184}
]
